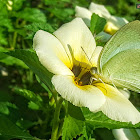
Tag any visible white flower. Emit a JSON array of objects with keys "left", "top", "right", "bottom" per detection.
[
  {"left": 7, "top": 0, "right": 13, "bottom": 11},
  {"left": 33, "top": 18, "right": 140, "bottom": 124},
  {"left": 75, "top": 2, "right": 128, "bottom": 41}
]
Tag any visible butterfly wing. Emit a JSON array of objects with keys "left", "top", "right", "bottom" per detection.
[{"left": 98, "top": 20, "right": 140, "bottom": 92}]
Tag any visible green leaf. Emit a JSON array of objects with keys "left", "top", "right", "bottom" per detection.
[
  {"left": 0, "top": 29, "right": 8, "bottom": 45},
  {"left": 14, "top": 8, "right": 46, "bottom": 23},
  {"left": 13, "top": 87, "right": 42, "bottom": 107},
  {"left": 12, "top": 0, "right": 25, "bottom": 11},
  {"left": 48, "top": 8, "right": 74, "bottom": 21},
  {"left": 90, "top": 13, "right": 106, "bottom": 34},
  {"left": 94, "top": 128, "right": 115, "bottom": 140},
  {"left": 68, "top": 102, "right": 85, "bottom": 121},
  {"left": 0, "top": 16, "right": 13, "bottom": 31},
  {"left": 28, "top": 101, "right": 40, "bottom": 110},
  {"left": 0, "top": 47, "right": 28, "bottom": 69},
  {"left": 82, "top": 108, "right": 140, "bottom": 129},
  {"left": 0, "top": 55, "right": 28, "bottom": 69},
  {"left": 24, "top": 23, "right": 55, "bottom": 39},
  {"left": 62, "top": 115, "right": 85, "bottom": 140},
  {"left": 6, "top": 49, "right": 53, "bottom": 92},
  {"left": 0, "top": 114, "right": 33, "bottom": 139},
  {"left": 0, "top": 102, "right": 17, "bottom": 115},
  {"left": 62, "top": 103, "right": 85, "bottom": 140}
]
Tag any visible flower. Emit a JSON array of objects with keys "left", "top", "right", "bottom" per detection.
[
  {"left": 33, "top": 18, "right": 140, "bottom": 124},
  {"left": 7, "top": 0, "right": 13, "bottom": 11},
  {"left": 75, "top": 2, "right": 128, "bottom": 41}
]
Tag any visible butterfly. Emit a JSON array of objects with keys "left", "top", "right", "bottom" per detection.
[{"left": 91, "top": 20, "right": 140, "bottom": 92}]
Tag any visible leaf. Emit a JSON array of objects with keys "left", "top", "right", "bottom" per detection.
[
  {"left": 90, "top": 13, "right": 106, "bottom": 34},
  {"left": 68, "top": 102, "right": 85, "bottom": 121},
  {"left": 6, "top": 49, "right": 53, "bottom": 92},
  {"left": 0, "top": 102, "right": 17, "bottom": 115},
  {"left": 0, "top": 47, "right": 28, "bottom": 69},
  {"left": 62, "top": 103, "right": 85, "bottom": 140},
  {"left": 24, "top": 23, "right": 55, "bottom": 39},
  {"left": 0, "top": 114, "right": 33, "bottom": 139},
  {"left": 0, "top": 16, "right": 13, "bottom": 31},
  {"left": 62, "top": 115, "right": 84, "bottom": 140},
  {"left": 94, "top": 128, "right": 115, "bottom": 140},
  {"left": 48, "top": 8, "right": 74, "bottom": 21},
  {"left": 12, "top": 0, "right": 25, "bottom": 11},
  {"left": 82, "top": 108, "right": 140, "bottom": 129},
  {"left": 28, "top": 101, "right": 40, "bottom": 110},
  {"left": 14, "top": 8, "right": 46, "bottom": 23},
  {"left": 0, "top": 28, "right": 8, "bottom": 45},
  {"left": 13, "top": 87, "right": 42, "bottom": 107}
]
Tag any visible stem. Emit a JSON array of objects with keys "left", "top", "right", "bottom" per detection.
[
  {"left": 51, "top": 96, "right": 63, "bottom": 140},
  {"left": 12, "top": 31, "right": 17, "bottom": 49}
]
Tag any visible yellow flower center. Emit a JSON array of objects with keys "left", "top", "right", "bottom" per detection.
[{"left": 104, "top": 22, "right": 119, "bottom": 35}]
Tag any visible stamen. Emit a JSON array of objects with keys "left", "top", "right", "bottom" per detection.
[{"left": 81, "top": 46, "right": 92, "bottom": 65}]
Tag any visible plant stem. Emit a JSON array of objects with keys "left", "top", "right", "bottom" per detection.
[
  {"left": 51, "top": 96, "right": 63, "bottom": 140},
  {"left": 12, "top": 31, "right": 17, "bottom": 49}
]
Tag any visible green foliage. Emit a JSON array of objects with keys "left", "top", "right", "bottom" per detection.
[
  {"left": 62, "top": 115, "right": 85, "bottom": 140},
  {"left": 0, "top": 102, "right": 17, "bottom": 115},
  {"left": 90, "top": 13, "right": 106, "bottom": 35},
  {"left": 61, "top": 103, "right": 140, "bottom": 140},
  {"left": 82, "top": 108, "right": 140, "bottom": 129},
  {"left": 14, "top": 8, "right": 47, "bottom": 23},
  {"left": 6, "top": 49, "right": 53, "bottom": 91},
  {"left": 0, "top": 114, "right": 33, "bottom": 139},
  {"left": 13, "top": 87, "right": 43, "bottom": 107},
  {"left": 24, "top": 23, "right": 55, "bottom": 39}
]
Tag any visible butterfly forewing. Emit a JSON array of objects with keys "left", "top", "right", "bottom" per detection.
[{"left": 98, "top": 20, "right": 140, "bottom": 92}]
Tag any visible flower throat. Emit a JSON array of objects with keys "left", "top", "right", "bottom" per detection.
[{"left": 71, "top": 63, "right": 98, "bottom": 86}]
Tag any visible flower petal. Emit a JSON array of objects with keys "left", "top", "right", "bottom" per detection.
[
  {"left": 95, "top": 83, "right": 140, "bottom": 124},
  {"left": 89, "top": 2, "right": 111, "bottom": 19},
  {"left": 75, "top": 6, "right": 92, "bottom": 20},
  {"left": 105, "top": 16, "right": 129, "bottom": 35},
  {"left": 109, "top": 16, "right": 129, "bottom": 28},
  {"left": 75, "top": 6, "right": 91, "bottom": 27},
  {"left": 33, "top": 30, "right": 73, "bottom": 75},
  {"left": 118, "top": 89, "right": 130, "bottom": 99},
  {"left": 52, "top": 75, "right": 106, "bottom": 112},
  {"left": 54, "top": 18, "right": 96, "bottom": 66},
  {"left": 90, "top": 46, "right": 103, "bottom": 67}
]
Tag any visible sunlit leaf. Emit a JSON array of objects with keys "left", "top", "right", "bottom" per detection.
[{"left": 90, "top": 13, "right": 106, "bottom": 34}]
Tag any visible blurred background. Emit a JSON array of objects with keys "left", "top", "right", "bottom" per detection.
[{"left": 0, "top": 0, "right": 140, "bottom": 139}]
